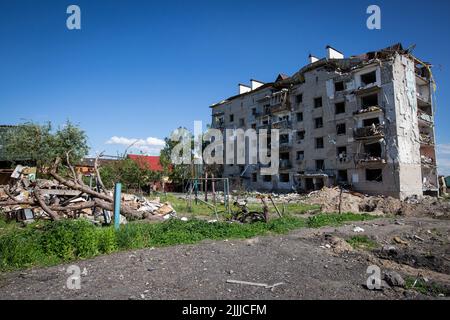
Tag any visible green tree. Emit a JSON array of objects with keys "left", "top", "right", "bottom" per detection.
[
  {"left": 4, "top": 121, "right": 89, "bottom": 170},
  {"left": 99, "top": 158, "right": 162, "bottom": 193}
]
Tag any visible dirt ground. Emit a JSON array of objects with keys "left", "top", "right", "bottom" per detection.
[{"left": 0, "top": 215, "right": 448, "bottom": 300}]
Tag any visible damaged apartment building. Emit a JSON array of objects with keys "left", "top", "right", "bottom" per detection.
[{"left": 210, "top": 44, "right": 438, "bottom": 199}]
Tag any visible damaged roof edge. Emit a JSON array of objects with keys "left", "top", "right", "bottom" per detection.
[
  {"left": 210, "top": 43, "right": 422, "bottom": 108},
  {"left": 209, "top": 82, "right": 275, "bottom": 108}
]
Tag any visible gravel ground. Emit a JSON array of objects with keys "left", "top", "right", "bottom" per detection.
[{"left": 0, "top": 216, "right": 448, "bottom": 300}]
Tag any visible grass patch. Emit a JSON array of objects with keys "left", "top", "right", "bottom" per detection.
[
  {"left": 154, "top": 193, "right": 319, "bottom": 217},
  {"left": 347, "top": 235, "right": 378, "bottom": 250},
  {"left": 405, "top": 276, "right": 449, "bottom": 296},
  {"left": 0, "top": 212, "right": 374, "bottom": 272}
]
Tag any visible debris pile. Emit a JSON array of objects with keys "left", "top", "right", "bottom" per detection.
[
  {"left": 0, "top": 163, "right": 175, "bottom": 224},
  {"left": 305, "top": 187, "right": 450, "bottom": 218}
]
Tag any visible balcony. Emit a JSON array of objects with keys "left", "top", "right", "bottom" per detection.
[
  {"left": 354, "top": 124, "right": 384, "bottom": 140},
  {"left": 417, "top": 93, "right": 431, "bottom": 106},
  {"left": 257, "top": 123, "right": 271, "bottom": 130},
  {"left": 421, "top": 155, "right": 435, "bottom": 167},
  {"left": 272, "top": 119, "right": 292, "bottom": 130},
  {"left": 298, "top": 169, "right": 335, "bottom": 177},
  {"left": 354, "top": 105, "right": 382, "bottom": 115},
  {"left": 271, "top": 103, "right": 291, "bottom": 114},
  {"left": 418, "top": 110, "right": 433, "bottom": 125},
  {"left": 356, "top": 156, "right": 386, "bottom": 165},
  {"left": 419, "top": 133, "right": 434, "bottom": 146}
]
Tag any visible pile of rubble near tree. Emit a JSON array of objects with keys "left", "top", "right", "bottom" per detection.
[
  {"left": 0, "top": 159, "right": 175, "bottom": 224},
  {"left": 305, "top": 187, "right": 450, "bottom": 218}
]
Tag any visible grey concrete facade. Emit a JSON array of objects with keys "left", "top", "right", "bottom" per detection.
[{"left": 210, "top": 44, "right": 438, "bottom": 199}]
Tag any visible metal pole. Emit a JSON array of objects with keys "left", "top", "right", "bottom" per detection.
[{"left": 114, "top": 183, "right": 122, "bottom": 230}]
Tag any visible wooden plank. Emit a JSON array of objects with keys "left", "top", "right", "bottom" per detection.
[{"left": 39, "top": 189, "right": 83, "bottom": 196}]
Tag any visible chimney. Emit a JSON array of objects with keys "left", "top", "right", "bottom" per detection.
[
  {"left": 326, "top": 45, "right": 344, "bottom": 59},
  {"left": 238, "top": 84, "right": 251, "bottom": 94},
  {"left": 250, "top": 79, "right": 264, "bottom": 90},
  {"left": 308, "top": 54, "right": 319, "bottom": 64}
]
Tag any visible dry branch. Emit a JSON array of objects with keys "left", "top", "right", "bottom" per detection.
[{"left": 34, "top": 189, "right": 60, "bottom": 221}]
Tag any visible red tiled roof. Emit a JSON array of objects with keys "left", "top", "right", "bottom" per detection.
[{"left": 127, "top": 154, "right": 163, "bottom": 171}]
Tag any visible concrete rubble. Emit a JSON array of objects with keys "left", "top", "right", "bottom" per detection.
[{"left": 304, "top": 186, "right": 450, "bottom": 218}]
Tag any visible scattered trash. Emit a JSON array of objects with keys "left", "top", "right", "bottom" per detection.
[
  {"left": 393, "top": 236, "right": 408, "bottom": 245},
  {"left": 413, "top": 235, "right": 425, "bottom": 242},
  {"left": 180, "top": 217, "right": 188, "bottom": 222},
  {"left": 353, "top": 226, "right": 365, "bottom": 233},
  {"left": 226, "top": 279, "right": 284, "bottom": 291}
]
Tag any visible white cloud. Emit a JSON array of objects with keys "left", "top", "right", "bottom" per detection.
[
  {"left": 437, "top": 144, "right": 450, "bottom": 155},
  {"left": 437, "top": 143, "right": 450, "bottom": 176},
  {"left": 106, "top": 136, "right": 165, "bottom": 155}
]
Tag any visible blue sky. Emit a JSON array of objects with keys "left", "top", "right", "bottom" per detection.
[{"left": 0, "top": 0, "right": 449, "bottom": 173}]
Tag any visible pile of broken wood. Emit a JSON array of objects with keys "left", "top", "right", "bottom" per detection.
[{"left": 0, "top": 157, "right": 175, "bottom": 224}]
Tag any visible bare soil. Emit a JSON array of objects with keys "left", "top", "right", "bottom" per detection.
[{"left": 0, "top": 216, "right": 448, "bottom": 300}]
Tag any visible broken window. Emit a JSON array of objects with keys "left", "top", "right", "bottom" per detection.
[
  {"left": 296, "top": 112, "right": 303, "bottom": 122},
  {"left": 263, "top": 175, "right": 271, "bottom": 182},
  {"left": 337, "top": 146, "right": 347, "bottom": 161},
  {"left": 361, "top": 93, "right": 378, "bottom": 109},
  {"left": 360, "top": 70, "right": 377, "bottom": 86},
  {"left": 280, "top": 152, "right": 290, "bottom": 160},
  {"left": 229, "top": 114, "right": 234, "bottom": 122},
  {"left": 251, "top": 123, "right": 256, "bottom": 129},
  {"left": 314, "top": 97, "right": 323, "bottom": 108},
  {"left": 296, "top": 150, "right": 304, "bottom": 161},
  {"left": 296, "top": 94, "right": 303, "bottom": 103},
  {"left": 316, "top": 159, "right": 325, "bottom": 171},
  {"left": 336, "top": 123, "right": 346, "bottom": 135},
  {"left": 297, "top": 130, "right": 305, "bottom": 141},
  {"left": 366, "top": 169, "right": 383, "bottom": 182},
  {"left": 337, "top": 170, "right": 348, "bottom": 183},
  {"left": 239, "top": 118, "right": 245, "bottom": 127},
  {"left": 279, "top": 173, "right": 290, "bottom": 183},
  {"left": 363, "top": 117, "right": 380, "bottom": 127},
  {"left": 335, "top": 102, "right": 345, "bottom": 114},
  {"left": 315, "top": 117, "right": 323, "bottom": 129},
  {"left": 251, "top": 173, "right": 257, "bottom": 182},
  {"left": 315, "top": 137, "right": 324, "bottom": 149},
  {"left": 251, "top": 108, "right": 257, "bottom": 115},
  {"left": 214, "top": 115, "right": 224, "bottom": 127},
  {"left": 263, "top": 104, "right": 271, "bottom": 115},
  {"left": 280, "top": 134, "right": 289, "bottom": 144},
  {"left": 335, "top": 81, "right": 344, "bottom": 92},
  {"left": 364, "top": 142, "right": 382, "bottom": 158}
]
